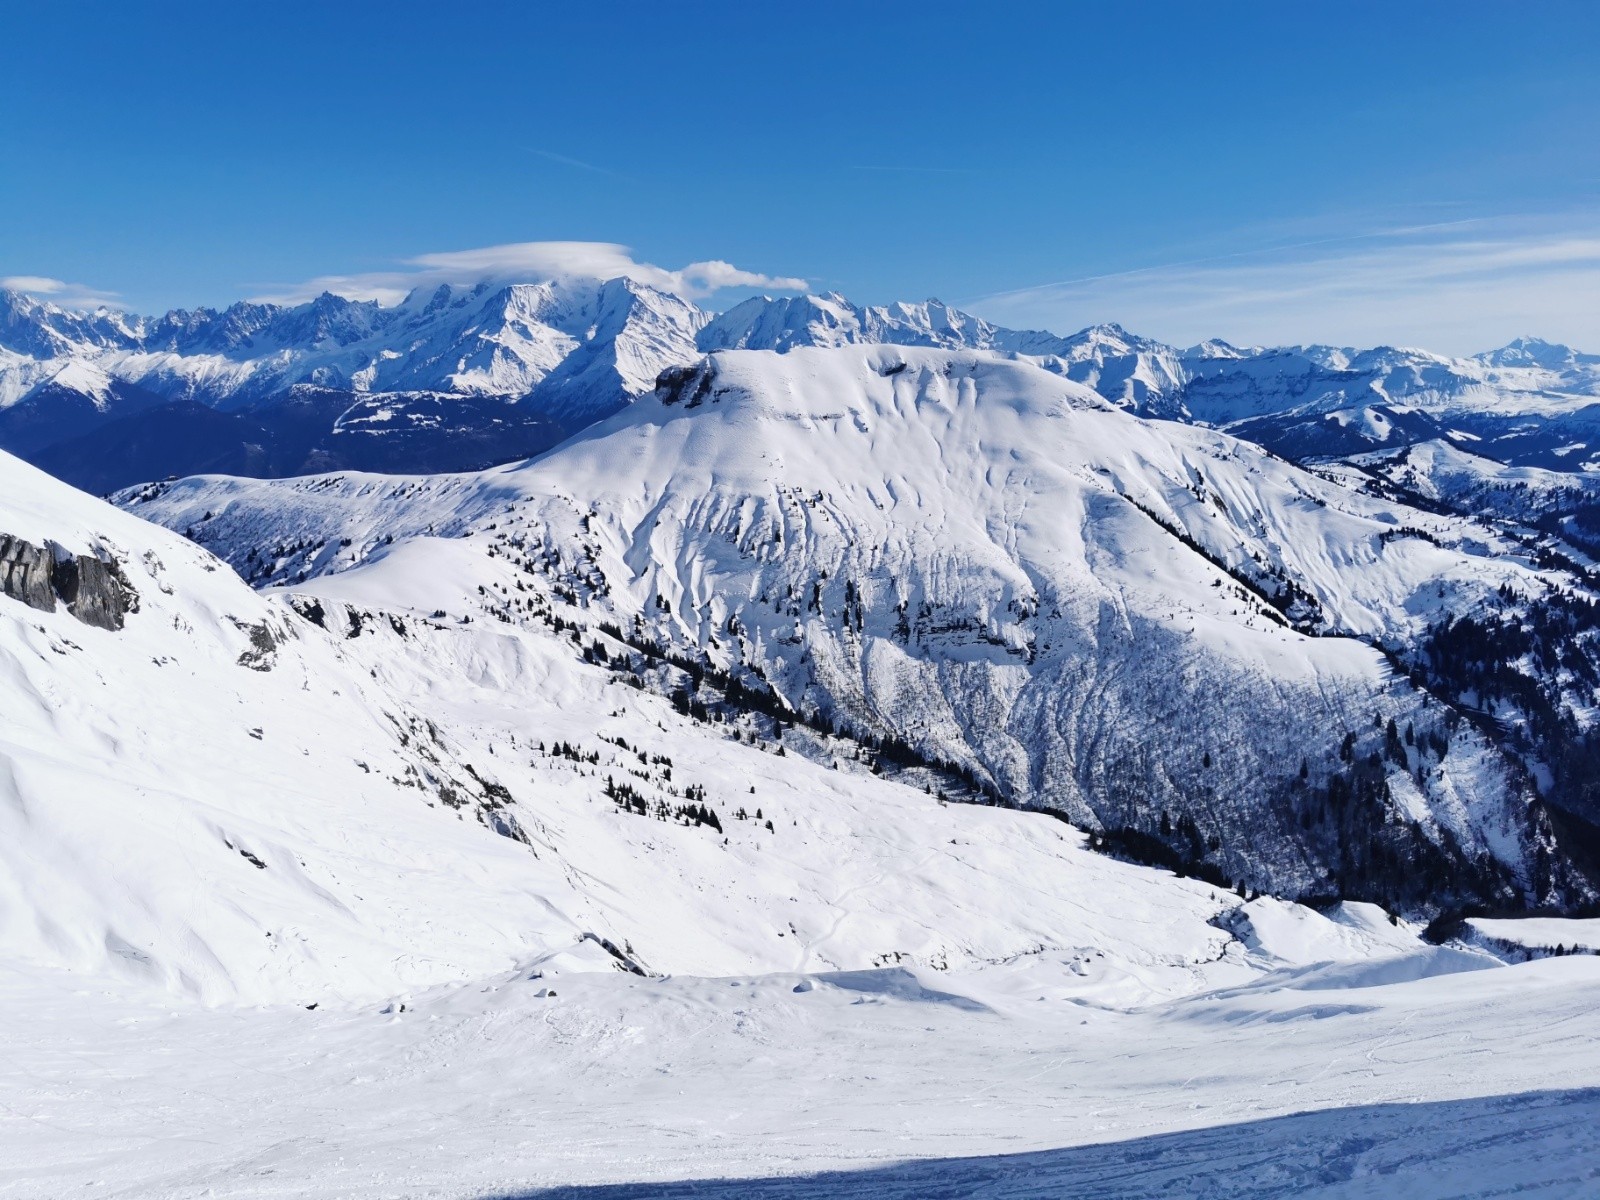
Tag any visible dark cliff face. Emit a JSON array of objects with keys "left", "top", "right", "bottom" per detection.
[
  {"left": 0, "top": 533, "right": 138, "bottom": 630},
  {"left": 0, "top": 535, "right": 58, "bottom": 611},
  {"left": 52, "top": 552, "right": 138, "bottom": 630}
]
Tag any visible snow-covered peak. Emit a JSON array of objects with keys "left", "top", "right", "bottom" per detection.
[
  {"left": 698, "top": 292, "right": 1013, "bottom": 353},
  {"left": 1016, "top": 322, "right": 1190, "bottom": 416},
  {"left": 1475, "top": 336, "right": 1599, "bottom": 371},
  {"left": 1184, "top": 337, "right": 1253, "bottom": 360},
  {"left": 695, "top": 300, "right": 1191, "bottom": 415},
  {"left": 1059, "top": 320, "right": 1143, "bottom": 348},
  {"left": 0, "top": 288, "right": 142, "bottom": 358}
]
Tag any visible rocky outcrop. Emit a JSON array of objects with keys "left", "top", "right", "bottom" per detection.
[
  {"left": 53, "top": 551, "right": 138, "bottom": 630},
  {"left": 0, "top": 535, "right": 57, "bottom": 611},
  {"left": 0, "top": 533, "right": 138, "bottom": 630}
]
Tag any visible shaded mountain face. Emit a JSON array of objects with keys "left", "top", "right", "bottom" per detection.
[
  {"left": 118, "top": 346, "right": 1600, "bottom": 913},
  {"left": 0, "top": 368, "right": 170, "bottom": 457},
  {"left": 29, "top": 389, "right": 571, "bottom": 494}
]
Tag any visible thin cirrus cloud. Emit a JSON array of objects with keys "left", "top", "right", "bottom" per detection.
[
  {"left": 965, "top": 215, "right": 1600, "bottom": 357},
  {"left": 251, "top": 241, "right": 810, "bottom": 307},
  {"left": 523, "top": 147, "right": 634, "bottom": 181}
]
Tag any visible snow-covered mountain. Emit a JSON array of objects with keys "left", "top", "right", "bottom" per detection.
[
  {"left": 699, "top": 297, "right": 1189, "bottom": 415},
  {"left": 698, "top": 295, "right": 1600, "bottom": 474},
  {"left": 7, "top": 441, "right": 1305, "bottom": 1007},
  {"left": 118, "top": 346, "right": 1600, "bottom": 911},
  {"left": 699, "top": 296, "right": 1600, "bottom": 464},
  {"left": 699, "top": 292, "right": 1019, "bottom": 353},
  {"left": 0, "top": 278, "right": 708, "bottom": 489},
  {"left": 9, "top": 275, "right": 1599, "bottom": 498},
  {"left": 1022, "top": 321, "right": 1192, "bottom": 416},
  {"left": 1353, "top": 439, "right": 1600, "bottom": 530},
  {"left": 2, "top": 277, "right": 705, "bottom": 407},
  {"left": 1191, "top": 340, "right": 1600, "bottom": 471}
]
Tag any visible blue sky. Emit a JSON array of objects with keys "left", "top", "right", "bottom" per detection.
[{"left": 3, "top": 0, "right": 1598, "bottom": 353}]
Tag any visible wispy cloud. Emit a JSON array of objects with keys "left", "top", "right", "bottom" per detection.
[
  {"left": 964, "top": 213, "right": 1600, "bottom": 356},
  {"left": 523, "top": 147, "right": 634, "bottom": 181},
  {"left": 251, "top": 241, "right": 809, "bottom": 306},
  {"left": 850, "top": 164, "right": 974, "bottom": 175},
  {"left": 0, "top": 275, "right": 122, "bottom": 308}
]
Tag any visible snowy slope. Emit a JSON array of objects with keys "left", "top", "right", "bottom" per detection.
[
  {"left": 119, "top": 346, "right": 1577, "bottom": 907},
  {"left": 3, "top": 445, "right": 1297, "bottom": 1008},
  {"left": 4, "top": 919, "right": 1599, "bottom": 1199},
  {"left": 0, "top": 452, "right": 602, "bottom": 1003}
]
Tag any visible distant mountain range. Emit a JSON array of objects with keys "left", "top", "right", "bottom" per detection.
[
  {"left": 5, "top": 280, "right": 1599, "bottom": 496},
  {"left": 0, "top": 278, "right": 707, "bottom": 487}
]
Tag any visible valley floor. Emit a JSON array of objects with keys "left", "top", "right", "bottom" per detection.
[{"left": 3, "top": 948, "right": 1598, "bottom": 1199}]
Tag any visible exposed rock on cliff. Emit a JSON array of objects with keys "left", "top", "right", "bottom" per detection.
[{"left": 0, "top": 532, "right": 138, "bottom": 629}]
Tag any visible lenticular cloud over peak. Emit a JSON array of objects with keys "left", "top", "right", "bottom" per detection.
[
  {"left": 252, "top": 240, "right": 810, "bottom": 306},
  {"left": 0, "top": 274, "right": 123, "bottom": 309}
]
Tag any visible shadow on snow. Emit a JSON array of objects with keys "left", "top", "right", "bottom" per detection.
[{"left": 490, "top": 1087, "right": 1600, "bottom": 1199}]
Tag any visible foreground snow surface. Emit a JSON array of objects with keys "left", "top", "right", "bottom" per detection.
[{"left": 2, "top": 949, "right": 1598, "bottom": 1199}]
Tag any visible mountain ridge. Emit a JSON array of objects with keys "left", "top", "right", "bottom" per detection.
[{"left": 8, "top": 277, "right": 1598, "bottom": 493}]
